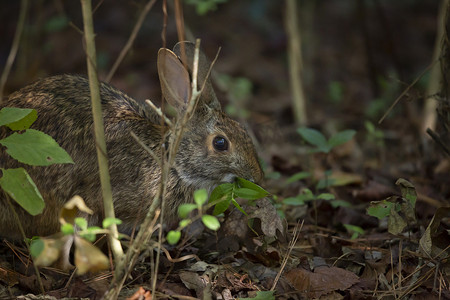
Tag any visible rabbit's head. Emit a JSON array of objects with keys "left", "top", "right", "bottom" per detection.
[{"left": 157, "top": 42, "right": 263, "bottom": 192}]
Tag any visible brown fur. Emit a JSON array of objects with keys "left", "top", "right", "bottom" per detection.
[{"left": 0, "top": 42, "right": 263, "bottom": 239}]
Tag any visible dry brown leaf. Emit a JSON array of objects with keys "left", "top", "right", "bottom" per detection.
[
  {"left": 247, "top": 198, "right": 283, "bottom": 238},
  {"left": 59, "top": 195, "right": 93, "bottom": 225},
  {"left": 74, "top": 236, "right": 109, "bottom": 275},
  {"left": 285, "top": 266, "right": 359, "bottom": 298}
]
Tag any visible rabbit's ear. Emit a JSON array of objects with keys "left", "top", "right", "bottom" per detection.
[
  {"left": 157, "top": 48, "right": 192, "bottom": 112},
  {"left": 173, "top": 41, "right": 221, "bottom": 111}
]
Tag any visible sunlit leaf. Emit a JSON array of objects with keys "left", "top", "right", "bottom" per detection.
[
  {"left": 178, "top": 203, "right": 197, "bottom": 219},
  {"left": 0, "top": 129, "right": 73, "bottom": 166},
  {"left": 0, "top": 107, "right": 37, "bottom": 130},
  {"left": 194, "top": 189, "right": 208, "bottom": 206},
  {"left": 201, "top": 215, "right": 220, "bottom": 231},
  {"left": 167, "top": 230, "right": 181, "bottom": 245}
]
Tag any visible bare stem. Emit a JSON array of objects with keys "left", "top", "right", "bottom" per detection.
[
  {"left": 0, "top": 0, "right": 29, "bottom": 103},
  {"left": 80, "top": 0, "right": 123, "bottom": 263},
  {"left": 285, "top": 0, "right": 308, "bottom": 126},
  {"left": 105, "top": 0, "right": 157, "bottom": 83}
]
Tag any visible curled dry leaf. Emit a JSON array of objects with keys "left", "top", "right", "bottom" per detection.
[
  {"left": 247, "top": 198, "right": 284, "bottom": 238},
  {"left": 59, "top": 195, "right": 93, "bottom": 225},
  {"left": 419, "top": 206, "right": 450, "bottom": 259}
]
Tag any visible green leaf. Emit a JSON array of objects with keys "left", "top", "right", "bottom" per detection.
[
  {"left": 285, "top": 171, "right": 311, "bottom": 184},
  {"left": 231, "top": 198, "right": 248, "bottom": 216},
  {"left": 282, "top": 196, "right": 305, "bottom": 206},
  {"left": 0, "top": 107, "right": 37, "bottom": 130},
  {"left": 82, "top": 227, "right": 102, "bottom": 242},
  {"left": 102, "top": 217, "right": 123, "bottom": 228},
  {"left": 0, "top": 168, "right": 45, "bottom": 216},
  {"left": 328, "top": 130, "right": 356, "bottom": 149},
  {"left": 212, "top": 195, "right": 232, "bottom": 215},
  {"left": 0, "top": 129, "right": 73, "bottom": 166},
  {"left": 234, "top": 188, "right": 266, "bottom": 200},
  {"left": 202, "top": 215, "right": 220, "bottom": 231},
  {"left": 167, "top": 230, "right": 181, "bottom": 245},
  {"left": 179, "top": 219, "right": 191, "bottom": 229},
  {"left": 75, "top": 218, "right": 88, "bottom": 230},
  {"left": 317, "top": 193, "right": 335, "bottom": 201},
  {"left": 297, "top": 127, "right": 329, "bottom": 152},
  {"left": 236, "top": 177, "right": 269, "bottom": 197},
  {"left": 194, "top": 189, "right": 208, "bottom": 206},
  {"left": 209, "top": 183, "right": 234, "bottom": 204},
  {"left": 178, "top": 203, "right": 197, "bottom": 219},
  {"left": 30, "top": 238, "right": 45, "bottom": 258},
  {"left": 367, "top": 198, "right": 395, "bottom": 220},
  {"left": 61, "top": 223, "right": 75, "bottom": 235}
]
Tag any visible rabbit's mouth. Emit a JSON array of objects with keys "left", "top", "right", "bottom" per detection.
[{"left": 220, "top": 173, "right": 237, "bottom": 184}]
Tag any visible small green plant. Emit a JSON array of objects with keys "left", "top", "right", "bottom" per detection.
[
  {"left": 365, "top": 120, "right": 384, "bottom": 148},
  {"left": 343, "top": 224, "right": 364, "bottom": 240},
  {"left": 297, "top": 127, "right": 356, "bottom": 154},
  {"left": 327, "top": 80, "right": 344, "bottom": 104},
  {"left": 167, "top": 177, "right": 269, "bottom": 245},
  {"left": 367, "top": 178, "right": 417, "bottom": 235},
  {"left": 282, "top": 188, "right": 349, "bottom": 208},
  {"left": 0, "top": 107, "right": 73, "bottom": 216}
]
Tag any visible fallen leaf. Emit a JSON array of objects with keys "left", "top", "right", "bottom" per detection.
[
  {"left": 74, "top": 236, "right": 109, "bottom": 275},
  {"left": 285, "top": 266, "right": 359, "bottom": 298}
]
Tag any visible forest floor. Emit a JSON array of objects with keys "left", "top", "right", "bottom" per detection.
[{"left": 0, "top": 1, "right": 449, "bottom": 299}]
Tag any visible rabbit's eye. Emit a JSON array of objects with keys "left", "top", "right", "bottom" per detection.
[{"left": 213, "top": 136, "right": 229, "bottom": 151}]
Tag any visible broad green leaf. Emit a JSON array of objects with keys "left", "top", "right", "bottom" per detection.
[
  {"left": 286, "top": 171, "right": 311, "bottom": 184},
  {"left": 167, "top": 230, "right": 181, "bottom": 245},
  {"left": 202, "top": 215, "right": 220, "bottom": 231},
  {"left": 102, "top": 217, "right": 123, "bottom": 228},
  {"left": 178, "top": 203, "right": 197, "bottom": 219},
  {"left": 395, "top": 178, "right": 417, "bottom": 208},
  {"left": 194, "top": 189, "right": 208, "bottom": 206},
  {"left": 328, "top": 130, "right": 356, "bottom": 149},
  {"left": 209, "top": 183, "right": 234, "bottom": 204},
  {"left": 367, "top": 198, "right": 395, "bottom": 220},
  {"left": 75, "top": 218, "right": 88, "bottom": 230},
  {"left": 0, "top": 107, "right": 37, "bottom": 130},
  {"left": 30, "top": 238, "right": 45, "bottom": 258},
  {"left": 212, "top": 195, "right": 232, "bottom": 215},
  {"left": 283, "top": 196, "right": 305, "bottom": 206},
  {"left": 297, "top": 127, "right": 328, "bottom": 151},
  {"left": 0, "top": 168, "right": 44, "bottom": 215},
  {"left": 234, "top": 188, "right": 266, "bottom": 200},
  {"left": 317, "top": 193, "right": 335, "bottom": 201},
  {"left": 0, "top": 129, "right": 73, "bottom": 166},
  {"left": 236, "top": 177, "right": 269, "bottom": 197}
]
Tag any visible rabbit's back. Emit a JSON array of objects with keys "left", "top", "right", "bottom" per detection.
[{"left": 0, "top": 75, "right": 163, "bottom": 238}]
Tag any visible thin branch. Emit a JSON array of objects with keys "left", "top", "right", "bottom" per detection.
[
  {"left": 378, "top": 61, "right": 436, "bottom": 124},
  {"left": 145, "top": 99, "right": 173, "bottom": 126},
  {"left": 0, "top": 0, "right": 29, "bottom": 103},
  {"left": 80, "top": 0, "right": 123, "bottom": 263},
  {"left": 426, "top": 128, "right": 450, "bottom": 156},
  {"left": 105, "top": 0, "right": 157, "bottom": 83}
]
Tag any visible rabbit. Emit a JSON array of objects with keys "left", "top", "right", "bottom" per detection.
[{"left": 0, "top": 42, "right": 264, "bottom": 240}]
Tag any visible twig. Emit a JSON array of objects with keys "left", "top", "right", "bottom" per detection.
[
  {"left": 145, "top": 99, "right": 173, "bottom": 126},
  {"left": 130, "top": 131, "right": 162, "bottom": 166},
  {"left": 105, "top": 0, "right": 157, "bottom": 83},
  {"left": 426, "top": 128, "right": 450, "bottom": 156},
  {"left": 271, "top": 220, "right": 303, "bottom": 291},
  {"left": 378, "top": 61, "right": 436, "bottom": 124},
  {"left": 80, "top": 0, "right": 124, "bottom": 264},
  {"left": 285, "top": 0, "right": 308, "bottom": 126},
  {"left": 0, "top": 0, "right": 29, "bottom": 103}
]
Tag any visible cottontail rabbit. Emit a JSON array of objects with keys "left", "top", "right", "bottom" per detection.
[{"left": 0, "top": 42, "right": 263, "bottom": 240}]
